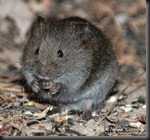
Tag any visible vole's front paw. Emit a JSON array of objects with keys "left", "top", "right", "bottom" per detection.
[
  {"left": 30, "top": 80, "right": 40, "bottom": 93},
  {"left": 50, "top": 83, "right": 61, "bottom": 95}
]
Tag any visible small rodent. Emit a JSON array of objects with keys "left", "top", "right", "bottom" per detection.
[{"left": 21, "top": 16, "right": 118, "bottom": 120}]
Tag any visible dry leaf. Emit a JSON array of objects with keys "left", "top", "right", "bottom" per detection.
[
  {"left": 35, "top": 102, "right": 47, "bottom": 110},
  {"left": 34, "top": 106, "right": 52, "bottom": 120},
  {"left": 138, "top": 113, "right": 146, "bottom": 124}
]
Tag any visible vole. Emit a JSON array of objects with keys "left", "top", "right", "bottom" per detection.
[{"left": 21, "top": 16, "right": 118, "bottom": 120}]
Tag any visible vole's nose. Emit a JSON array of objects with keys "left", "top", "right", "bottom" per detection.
[{"left": 40, "top": 67, "right": 49, "bottom": 77}]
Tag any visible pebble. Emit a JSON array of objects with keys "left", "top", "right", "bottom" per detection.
[
  {"left": 67, "top": 118, "right": 75, "bottom": 125},
  {"left": 119, "top": 105, "right": 133, "bottom": 112}
]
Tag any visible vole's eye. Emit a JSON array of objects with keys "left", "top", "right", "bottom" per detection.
[
  {"left": 35, "top": 48, "right": 39, "bottom": 55},
  {"left": 57, "top": 50, "right": 63, "bottom": 57}
]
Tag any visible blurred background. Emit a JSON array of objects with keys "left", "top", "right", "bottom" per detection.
[
  {"left": 0, "top": 0, "right": 146, "bottom": 136},
  {"left": 0, "top": 0, "right": 146, "bottom": 81}
]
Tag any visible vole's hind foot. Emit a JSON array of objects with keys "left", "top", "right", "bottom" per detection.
[
  {"left": 30, "top": 80, "right": 40, "bottom": 93},
  {"left": 82, "top": 100, "right": 92, "bottom": 121}
]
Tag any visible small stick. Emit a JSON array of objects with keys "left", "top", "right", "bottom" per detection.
[
  {"left": 126, "top": 82, "right": 145, "bottom": 95},
  {"left": 104, "top": 71, "right": 145, "bottom": 118}
]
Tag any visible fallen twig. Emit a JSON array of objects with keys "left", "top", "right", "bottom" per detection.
[
  {"left": 104, "top": 71, "right": 145, "bottom": 119},
  {"left": 11, "top": 122, "right": 23, "bottom": 131},
  {"left": 126, "top": 82, "right": 145, "bottom": 95}
]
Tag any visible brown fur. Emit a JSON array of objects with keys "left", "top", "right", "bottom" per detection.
[{"left": 21, "top": 16, "right": 118, "bottom": 120}]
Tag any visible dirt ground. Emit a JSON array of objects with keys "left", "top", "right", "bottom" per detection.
[{"left": 0, "top": 0, "right": 146, "bottom": 136}]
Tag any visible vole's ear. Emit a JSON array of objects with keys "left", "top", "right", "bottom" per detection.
[
  {"left": 25, "top": 16, "right": 45, "bottom": 39},
  {"left": 35, "top": 16, "right": 45, "bottom": 25},
  {"left": 30, "top": 16, "right": 45, "bottom": 31}
]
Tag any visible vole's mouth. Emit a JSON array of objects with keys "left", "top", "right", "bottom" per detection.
[
  {"left": 34, "top": 73, "right": 61, "bottom": 83},
  {"left": 34, "top": 74, "right": 51, "bottom": 81}
]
